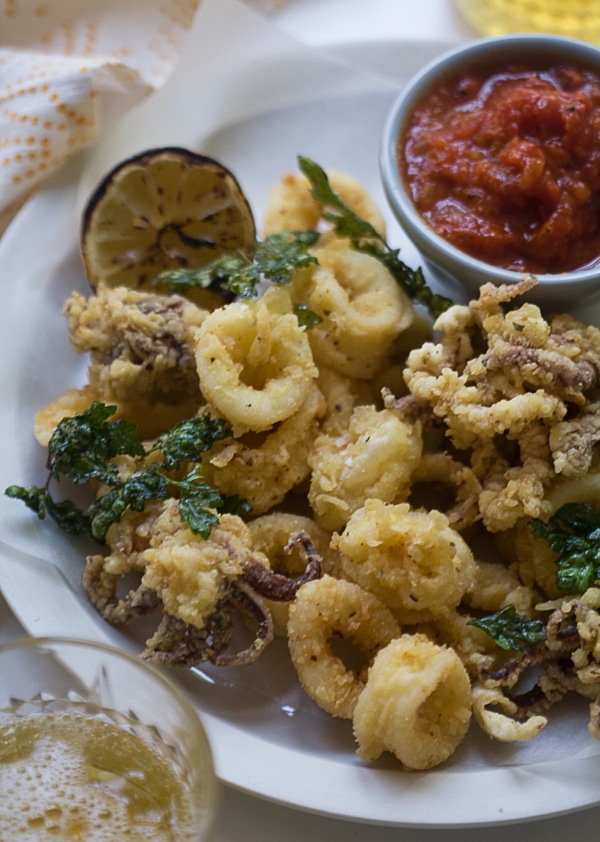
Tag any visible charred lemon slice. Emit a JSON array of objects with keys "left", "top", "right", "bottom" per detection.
[{"left": 81, "top": 147, "right": 256, "bottom": 292}]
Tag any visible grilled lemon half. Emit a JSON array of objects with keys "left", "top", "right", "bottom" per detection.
[{"left": 81, "top": 147, "right": 256, "bottom": 292}]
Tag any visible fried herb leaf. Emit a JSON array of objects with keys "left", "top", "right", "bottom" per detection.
[
  {"left": 297, "top": 155, "right": 452, "bottom": 318},
  {"left": 47, "top": 401, "right": 144, "bottom": 486},
  {"left": 6, "top": 405, "right": 251, "bottom": 543},
  {"left": 468, "top": 605, "right": 547, "bottom": 651},
  {"left": 293, "top": 303, "right": 322, "bottom": 329},
  {"left": 152, "top": 415, "right": 232, "bottom": 471},
  {"left": 529, "top": 502, "right": 600, "bottom": 593},
  {"left": 5, "top": 485, "right": 91, "bottom": 535},
  {"left": 156, "top": 230, "right": 319, "bottom": 299},
  {"left": 171, "top": 467, "right": 252, "bottom": 539}
]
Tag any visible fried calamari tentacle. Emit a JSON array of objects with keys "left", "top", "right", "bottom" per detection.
[
  {"left": 241, "top": 530, "right": 322, "bottom": 602},
  {"left": 82, "top": 554, "right": 161, "bottom": 624},
  {"left": 472, "top": 685, "right": 547, "bottom": 742},
  {"left": 287, "top": 575, "right": 401, "bottom": 719},
  {"left": 476, "top": 423, "right": 556, "bottom": 531},
  {"left": 550, "top": 402, "right": 600, "bottom": 477},
  {"left": 543, "top": 590, "right": 600, "bottom": 679},
  {"left": 247, "top": 513, "right": 337, "bottom": 634},
  {"left": 404, "top": 278, "right": 600, "bottom": 532},
  {"left": 142, "top": 607, "right": 234, "bottom": 668},
  {"left": 64, "top": 285, "right": 207, "bottom": 406},
  {"left": 214, "top": 579, "right": 274, "bottom": 667}
]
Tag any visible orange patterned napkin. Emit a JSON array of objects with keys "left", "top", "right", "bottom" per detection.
[{"left": 0, "top": 0, "right": 202, "bottom": 235}]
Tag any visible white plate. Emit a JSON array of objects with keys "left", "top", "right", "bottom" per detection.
[{"left": 2, "top": 17, "right": 600, "bottom": 827}]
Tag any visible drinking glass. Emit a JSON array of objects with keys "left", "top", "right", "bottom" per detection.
[
  {"left": 454, "top": 0, "right": 600, "bottom": 44},
  {"left": 0, "top": 636, "right": 218, "bottom": 841}
]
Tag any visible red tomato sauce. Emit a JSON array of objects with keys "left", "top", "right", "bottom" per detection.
[{"left": 400, "top": 62, "right": 600, "bottom": 274}]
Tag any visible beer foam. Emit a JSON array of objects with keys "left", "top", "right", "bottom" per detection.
[{"left": 0, "top": 710, "right": 196, "bottom": 841}]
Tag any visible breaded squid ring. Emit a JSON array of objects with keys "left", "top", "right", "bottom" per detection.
[
  {"left": 308, "top": 405, "right": 422, "bottom": 532},
  {"left": 248, "top": 512, "right": 339, "bottom": 633},
  {"left": 262, "top": 170, "right": 387, "bottom": 239},
  {"left": 402, "top": 452, "right": 482, "bottom": 530},
  {"left": 352, "top": 634, "right": 473, "bottom": 770},
  {"left": 287, "top": 575, "right": 400, "bottom": 719},
  {"left": 333, "top": 499, "right": 477, "bottom": 624},
  {"left": 291, "top": 241, "right": 414, "bottom": 379},
  {"left": 195, "top": 285, "right": 318, "bottom": 436},
  {"left": 203, "top": 382, "right": 326, "bottom": 515}
]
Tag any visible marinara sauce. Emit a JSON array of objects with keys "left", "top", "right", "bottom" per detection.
[{"left": 400, "top": 62, "right": 600, "bottom": 274}]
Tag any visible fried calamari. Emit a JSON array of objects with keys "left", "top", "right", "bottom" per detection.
[{"left": 403, "top": 276, "right": 600, "bottom": 532}]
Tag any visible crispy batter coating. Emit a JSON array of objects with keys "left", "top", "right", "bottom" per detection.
[
  {"left": 65, "top": 285, "right": 207, "bottom": 405},
  {"left": 287, "top": 575, "right": 400, "bottom": 719},
  {"left": 403, "top": 277, "right": 600, "bottom": 531},
  {"left": 352, "top": 634, "right": 472, "bottom": 769},
  {"left": 333, "top": 499, "right": 477, "bottom": 624},
  {"left": 308, "top": 405, "right": 422, "bottom": 532},
  {"left": 203, "top": 382, "right": 326, "bottom": 515}
]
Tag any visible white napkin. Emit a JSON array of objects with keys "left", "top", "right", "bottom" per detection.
[{"left": 0, "top": 0, "right": 202, "bottom": 235}]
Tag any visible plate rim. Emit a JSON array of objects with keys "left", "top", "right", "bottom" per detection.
[{"left": 2, "top": 35, "right": 600, "bottom": 828}]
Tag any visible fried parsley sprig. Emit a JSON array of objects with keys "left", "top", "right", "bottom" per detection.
[
  {"left": 5, "top": 401, "right": 251, "bottom": 542},
  {"left": 298, "top": 156, "right": 452, "bottom": 319}
]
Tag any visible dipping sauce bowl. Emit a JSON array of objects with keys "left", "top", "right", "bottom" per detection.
[{"left": 380, "top": 34, "right": 600, "bottom": 313}]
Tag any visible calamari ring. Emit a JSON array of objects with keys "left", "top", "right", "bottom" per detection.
[
  {"left": 352, "top": 634, "right": 472, "bottom": 770},
  {"left": 287, "top": 574, "right": 400, "bottom": 719},
  {"left": 401, "top": 452, "right": 482, "bottom": 530},
  {"left": 248, "top": 512, "right": 340, "bottom": 576},
  {"left": 291, "top": 241, "right": 414, "bottom": 379},
  {"left": 203, "top": 382, "right": 326, "bottom": 514},
  {"left": 195, "top": 285, "right": 318, "bottom": 436},
  {"left": 333, "top": 499, "right": 477, "bottom": 624},
  {"left": 308, "top": 405, "right": 423, "bottom": 532},
  {"left": 248, "top": 512, "right": 341, "bottom": 633},
  {"left": 262, "top": 170, "right": 387, "bottom": 239}
]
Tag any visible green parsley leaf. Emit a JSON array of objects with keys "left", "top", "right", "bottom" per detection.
[
  {"left": 297, "top": 155, "right": 453, "bottom": 319},
  {"left": 48, "top": 401, "right": 144, "bottom": 486},
  {"left": 6, "top": 402, "right": 252, "bottom": 545},
  {"left": 529, "top": 502, "right": 600, "bottom": 593},
  {"left": 156, "top": 230, "right": 319, "bottom": 300},
  {"left": 5, "top": 485, "right": 90, "bottom": 535},
  {"left": 175, "top": 468, "right": 223, "bottom": 538},
  {"left": 468, "top": 605, "right": 547, "bottom": 651},
  {"left": 88, "top": 466, "right": 171, "bottom": 542},
  {"left": 293, "top": 303, "right": 322, "bottom": 329},
  {"left": 152, "top": 414, "right": 232, "bottom": 471},
  {"left": 171, "top": 466, "right": 252, "bottom": 538}
]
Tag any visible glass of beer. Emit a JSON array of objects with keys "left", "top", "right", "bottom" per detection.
[
  {"left": 454, "top": 0, "right": 600, "bottom": 45},
  {"left": 0, "top": 636, "right": 218, "bottom": 841}
]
